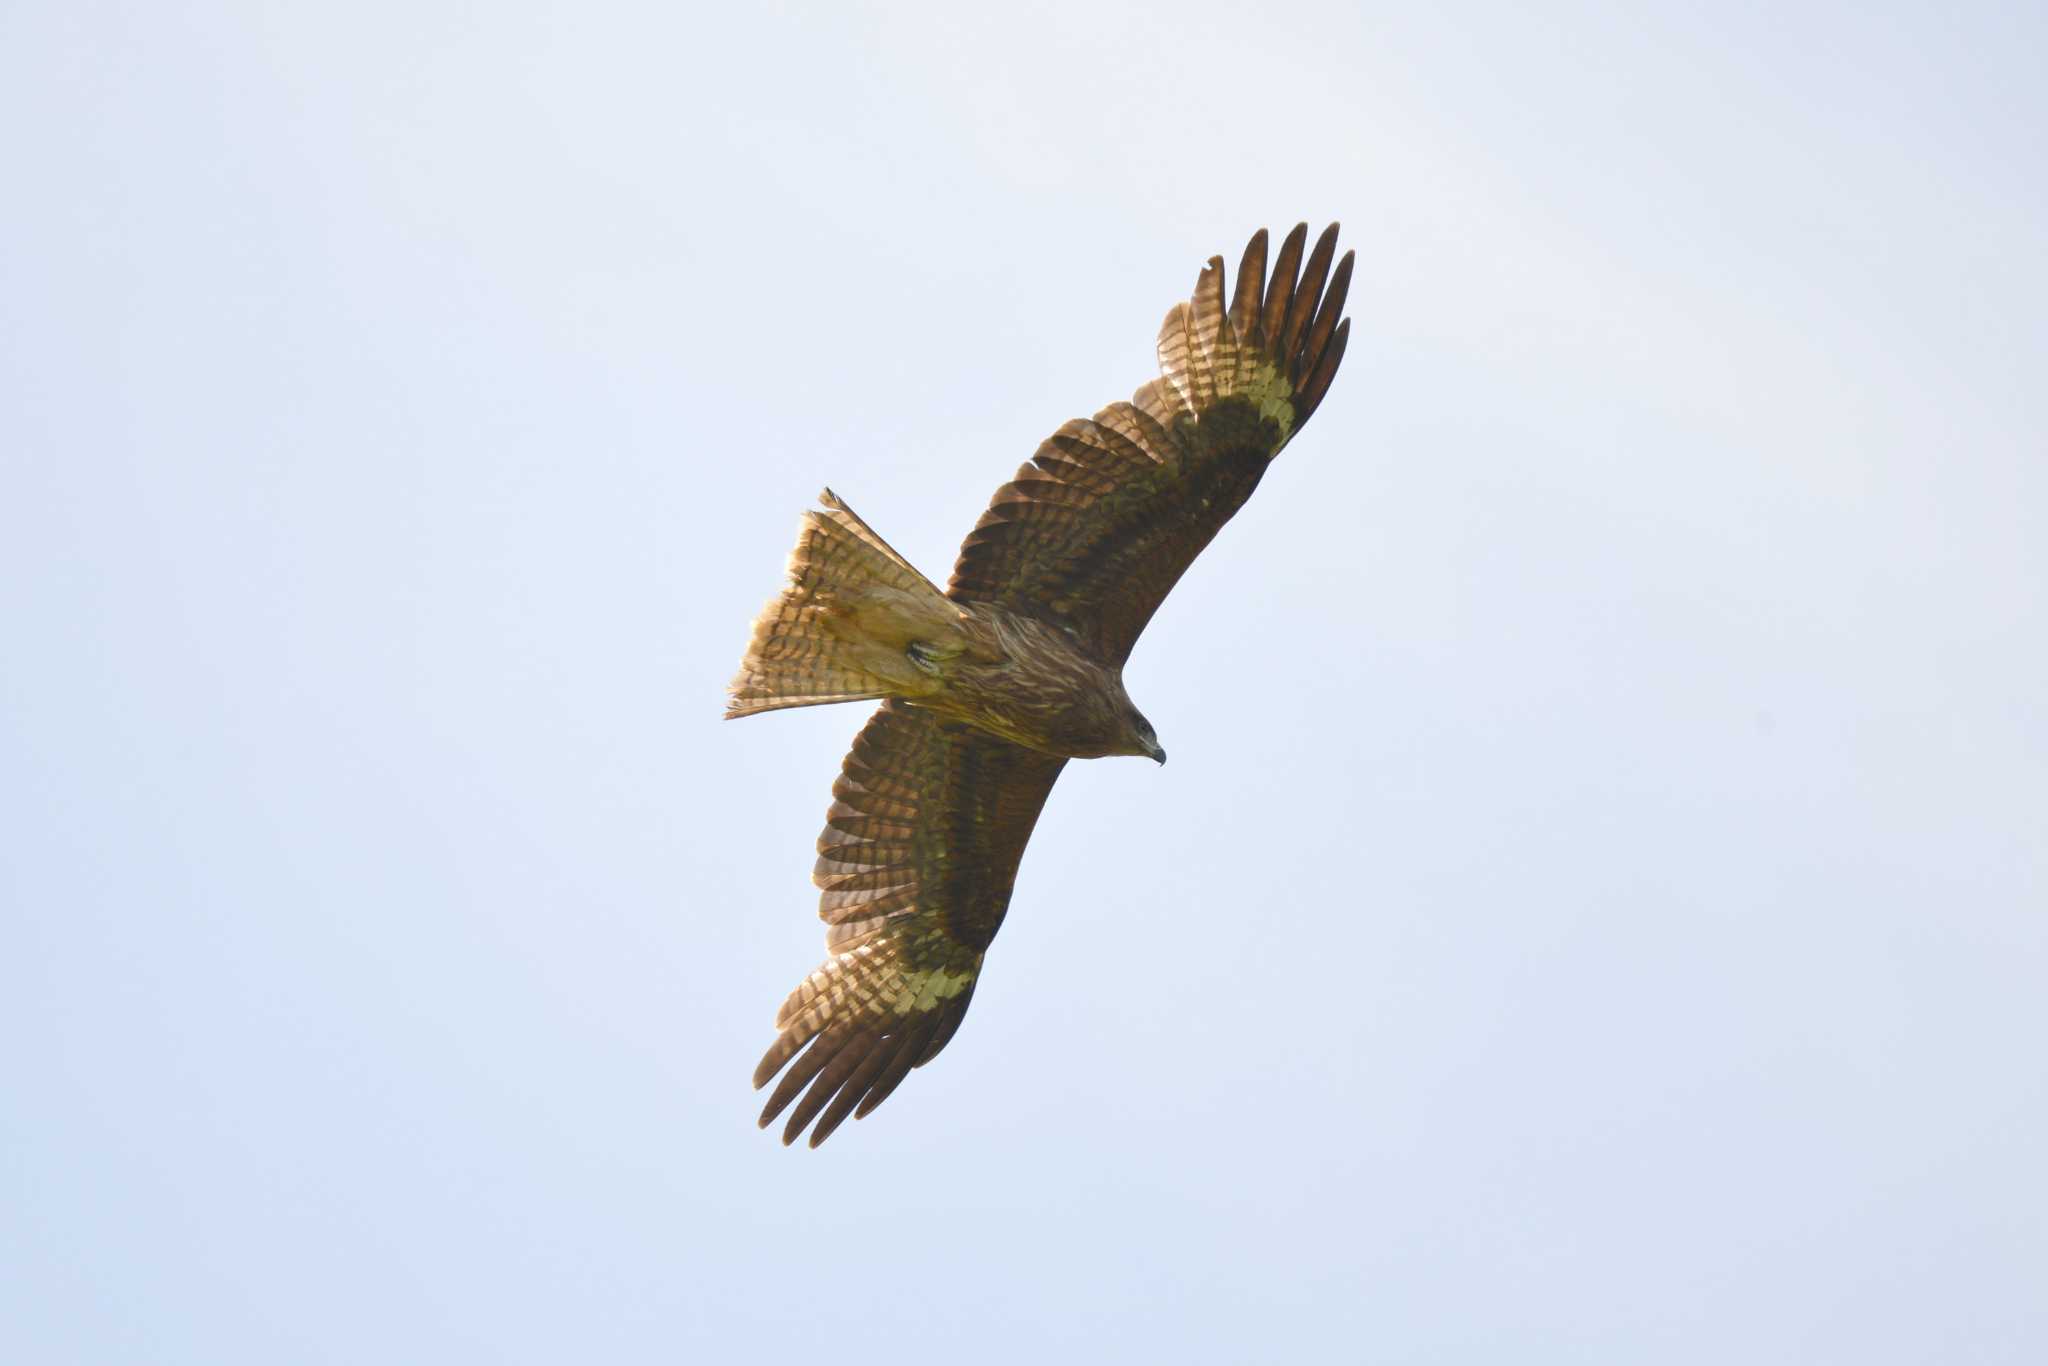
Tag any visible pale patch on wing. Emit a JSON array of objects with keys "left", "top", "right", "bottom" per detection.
[
  {"left": 772, "top": 939, "right": 980, "bottom": 1037},
  {"left": 894, "top": 964, "right": 976, "bottom": 1014},
  {"left": 1241, "top": 359, "right": 1296, "bottom": 436}
]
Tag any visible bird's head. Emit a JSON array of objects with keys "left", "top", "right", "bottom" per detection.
[{"left": 1122, "top": 704, "right": 1166, "bottom": 765}]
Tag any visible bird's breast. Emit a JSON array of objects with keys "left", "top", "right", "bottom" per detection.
[{"left": 914, "top": 604, "right": 1127, "bottom": 758}]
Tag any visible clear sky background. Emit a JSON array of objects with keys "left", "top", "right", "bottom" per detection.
[{"left": 5, "top": 2, "right": 2044, "bottom": 1361}]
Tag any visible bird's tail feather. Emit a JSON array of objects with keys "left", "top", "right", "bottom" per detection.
[{"left": 726, "top": 490, "right": 966, "bottom": 718}]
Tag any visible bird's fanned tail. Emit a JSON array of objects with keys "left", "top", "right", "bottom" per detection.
[{"left": 726, "top": 489, "right": 967, "bottom": 718}]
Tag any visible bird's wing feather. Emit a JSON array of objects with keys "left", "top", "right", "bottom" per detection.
[
  {"left": 753, "top": 701, "right": 1066, "bottom": 1146},
  {"left": 947, "top": 223, "right": 1352, "bottom": 663}
]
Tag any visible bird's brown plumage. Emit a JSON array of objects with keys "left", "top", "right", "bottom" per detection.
[{"left": 730, "top": 225, "right": 1353, "bottom": 1145}]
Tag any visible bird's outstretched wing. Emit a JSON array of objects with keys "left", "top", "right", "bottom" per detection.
[
  {"left": 753, "top": 702, "right": 1065, "bottom": 1146},
  {"left": 948, "top": 223, "right": 1352, "bottom": 663}
]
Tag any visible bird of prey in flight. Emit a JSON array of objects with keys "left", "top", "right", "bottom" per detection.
[{"left": 728, "top": 224, "right": 1353, "bottom": 1145}]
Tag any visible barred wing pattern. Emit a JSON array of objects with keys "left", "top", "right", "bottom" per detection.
[
  {"left": 754, "top": 702, "right": 1066, "bottom": 1146},
  {"left": 949, "top": 223, "right": 1352, "bottom": 663}
]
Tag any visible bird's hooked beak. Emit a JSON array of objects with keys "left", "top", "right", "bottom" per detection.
[{"left": 1145, "top": 739, "right": 1167, "bottom": 766}]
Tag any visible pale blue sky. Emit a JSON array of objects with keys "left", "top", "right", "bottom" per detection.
[{"left": 5, "top": 2, "right": 2045, "bottom": 1361}]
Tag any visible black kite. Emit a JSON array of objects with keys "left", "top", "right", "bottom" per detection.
[{"left": 728, "top": 224, "right": 1353, "bottom": 1145}]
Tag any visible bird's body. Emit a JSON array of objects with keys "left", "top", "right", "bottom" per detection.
[
  {"left": 915, "top": 601, "right": 1159, "bottom": 761},
  {"left": 728, "top": 224, "right": 1353, "bottom": 1144}
]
